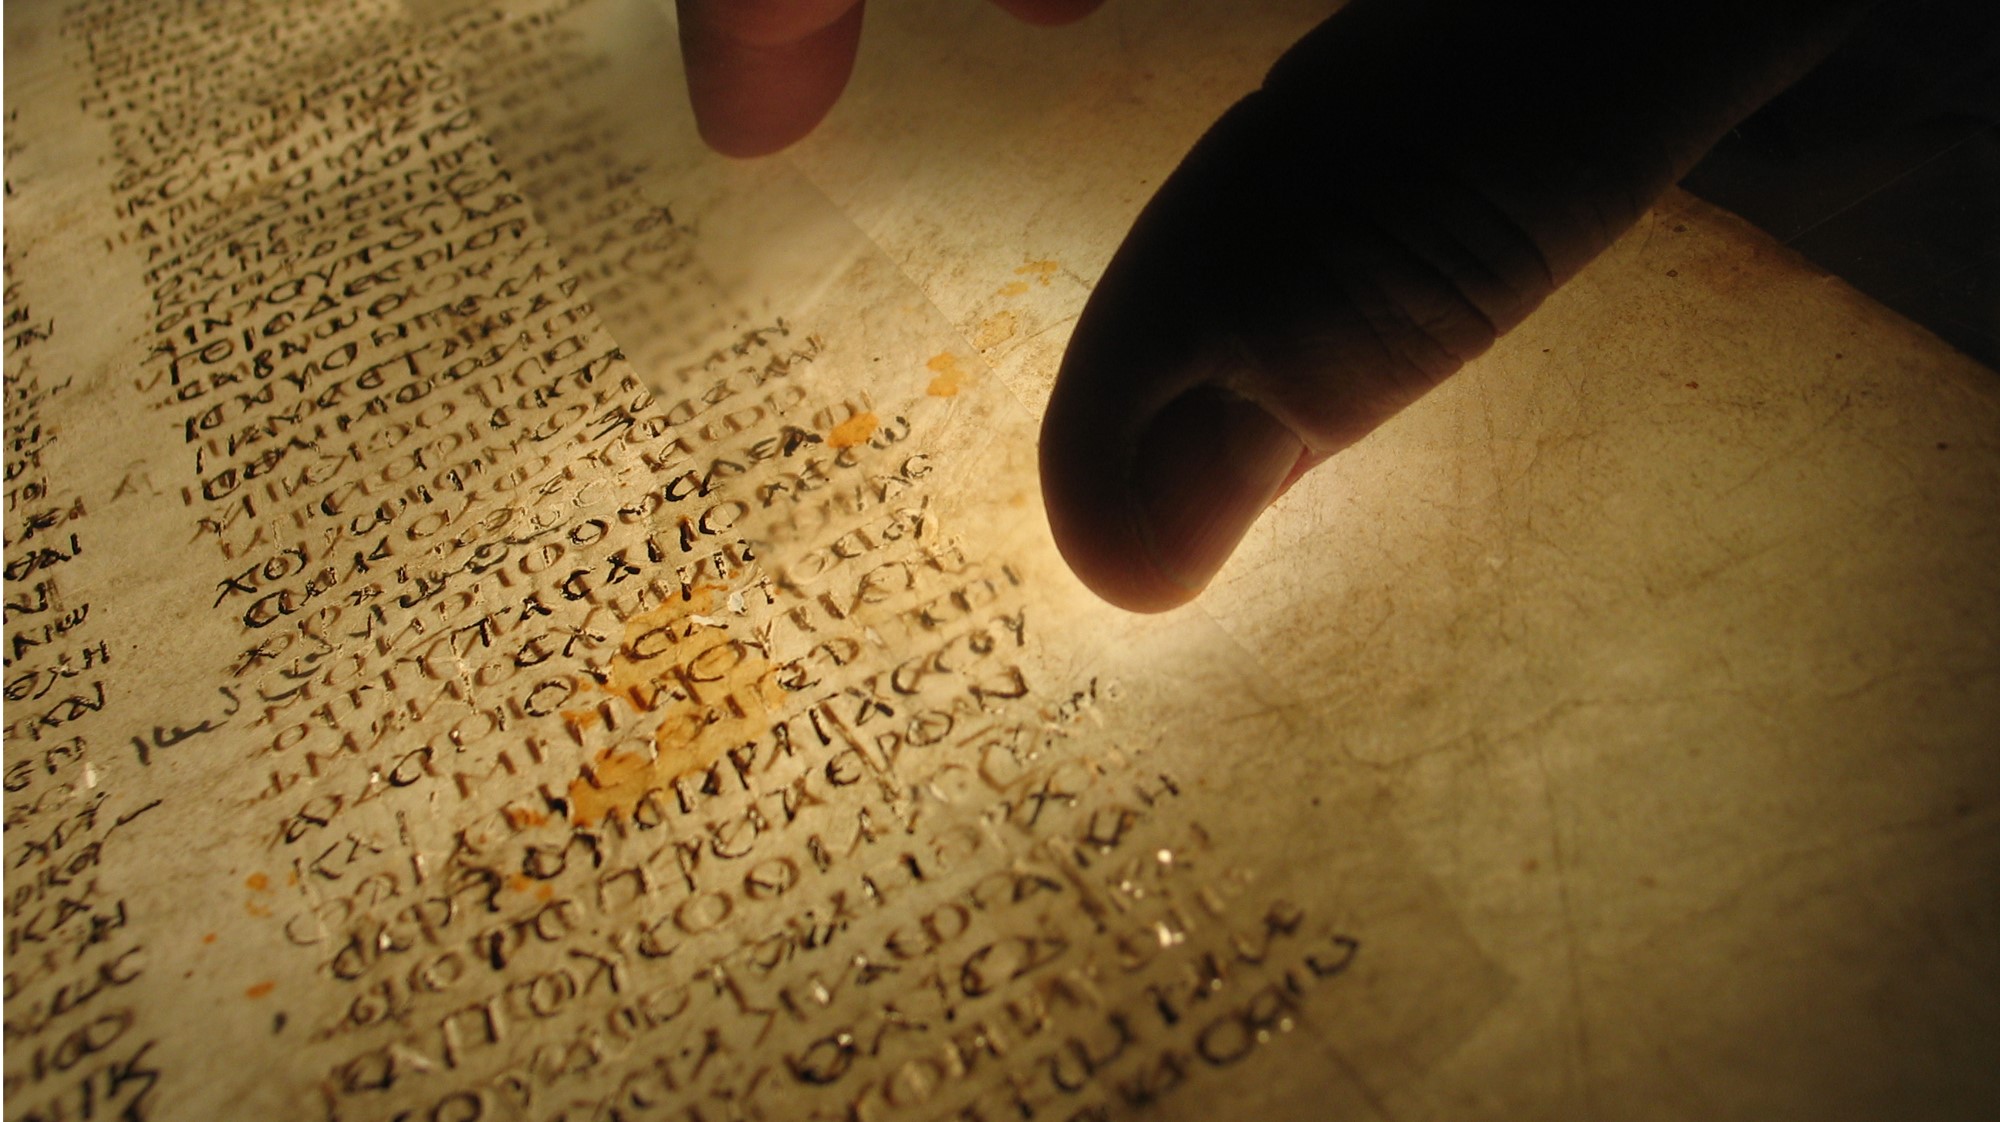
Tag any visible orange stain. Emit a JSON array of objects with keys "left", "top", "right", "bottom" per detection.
[
  {"left": 972, "top": 312, "right": 1017, "bottom": 350},
  {"left": 995, "top": 260, "right": 1058, "bottom": 299},
  {"left": 245, "top": 981, "right": 276, "bottom": 999},
  {"left": 1014, "top": 259, "right": 1059, "bottom": 284},
  {"left": 568, "top": 749, "right": 661, "bottom": 828},
  {"left": 501, "top": 806, "right": 549, "bottom": 830},
  {"left": 826, "top": 412, "right": 879, "bottom": 449},
  {"left": 201, "top": 932, "right": 218, "bottom": 945},
  {"left": 535, "top": 883, "right": 555, "bottom": 901},
  {"left": 245, "top": 873, "right": 269, "bottom": 891},
  {"left": 246, "top": 903, "right": 272, "bottom": 918},
  {"left": 562, "top": 594, "right": 788, "bottom": 827},
  {"left": 926, "top": 352, "right": 970, "bottom": 398},
  {"left": 563, "top": 584, "right": 725, "bottom": 736},
  {"left": 507, "top": 873, "right": 533, "bottom": 893}
]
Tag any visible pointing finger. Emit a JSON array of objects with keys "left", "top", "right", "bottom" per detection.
[{"left": 1039, "top": 0, "right": 1875, "bottom": 612}]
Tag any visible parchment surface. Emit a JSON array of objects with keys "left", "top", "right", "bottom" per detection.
[{"left": 4, "top": 1, "right": 1995, "bottom": 1120}]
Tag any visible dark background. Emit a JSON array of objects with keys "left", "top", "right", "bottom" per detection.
[{"left": 1682, "top": 0, "right": 2000, "bottom": 369}]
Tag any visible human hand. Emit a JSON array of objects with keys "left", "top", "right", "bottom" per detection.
[{"left": 677, "top": 0, "right": 1875, "bottom": 612}]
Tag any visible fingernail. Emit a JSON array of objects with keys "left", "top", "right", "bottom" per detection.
[{"left": 1130, "top": 387, "right": 1305, "bottom": 594}]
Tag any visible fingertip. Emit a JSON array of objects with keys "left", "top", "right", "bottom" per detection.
[
  {"left": 988, "top": 0, "right": 1107, "bottom": 28},
  {"left": 691, "top": 112, "right": 808, "bottom": 160},
  {"left": 1042, "top": 381, "right": 1303, "bottom": 615},
  {"left": 679, "top": 1, "right": 866, "bottom": 158},
  {"left": 693, "top": 110, "right": 836, "bottom": 160},
  {"left": 1038, "top": 443, "right": 1196, "bottom": 615}
]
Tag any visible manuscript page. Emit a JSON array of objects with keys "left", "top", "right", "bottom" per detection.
[{"left": 4, "top": 1, "right": 1996, "bottom": 1120}]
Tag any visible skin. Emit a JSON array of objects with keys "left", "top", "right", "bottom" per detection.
[{"left": 676, "top": 0, "right": 1878, "bottom": 612}]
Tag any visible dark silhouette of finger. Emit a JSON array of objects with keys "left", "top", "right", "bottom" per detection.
[
  {"left": 677, "top": 0, "right": 867, "bottom": 157},
  {"left": 1040, "top": 0, "right": 1876, "bottom": 612}
]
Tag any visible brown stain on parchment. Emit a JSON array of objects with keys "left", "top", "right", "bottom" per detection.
[
  {"left": 826, "top": 411, "right": 880, "bottom": 448},
  {"left": 926, "top": 352, "right": 971, "bottom": 397},
  {"left": 563, "top": 591, "right": 787, "bottom": 828}
]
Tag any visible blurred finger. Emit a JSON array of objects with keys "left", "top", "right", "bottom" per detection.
[
  {"left": 677, "top": 0, "right": 867, "bottom": 157},
  {"left": 986, "top": 0, "right": 1107, "bottom": 26}
]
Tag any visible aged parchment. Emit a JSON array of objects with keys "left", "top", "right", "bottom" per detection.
[{"left": 5, "top": 1, "right": 1996, "bottom": 1120}]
